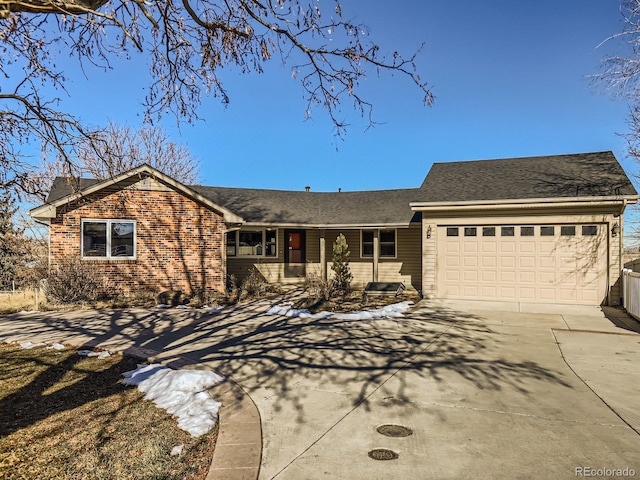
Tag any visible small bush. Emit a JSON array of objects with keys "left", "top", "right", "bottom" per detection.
[
  {"left": 304, "top": 273, "right": 335, "bottom": 301},
  {"left": 45, "top": 256, "right": 105, "bottom": 304},
  {"left": 239, "top": 267, "right": 268, "bottom": 299}
]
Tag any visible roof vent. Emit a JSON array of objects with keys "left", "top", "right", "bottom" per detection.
[{"left": 305, "top": 186, "right": 311, "bottom": 192}]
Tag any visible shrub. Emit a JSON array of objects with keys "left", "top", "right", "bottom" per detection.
[
  {"left": 305, "top": 272, "right": 335, "bottom": 301},
  {"left": 239, "top": 267, "right": 268, "bottom": 299},
  {"left": 331, "top": 233, "right": 352, "bottom": 294},
  {"left": 45, "top": 256, "right": 105, "bottom": 304}
]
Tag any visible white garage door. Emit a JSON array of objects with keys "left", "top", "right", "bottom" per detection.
[{"left": 438, "top": 224, "right": 608, "bottom": 305}]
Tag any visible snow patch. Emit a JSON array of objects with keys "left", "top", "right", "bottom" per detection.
[
  {"left": 122, "top": 364, "right": 224, "bottom": 437},
  {"left": 78, "top": 349, "right": 111, "bottom": 359},
  {"left": 266, "top": 301, "right": 413, "bottom": 320},
  {"left": 19, "top": 341, "right": 46, "bottom": 349},
  {"left": 202, "top": 305, "right": 223, "bottom": 312},
  {"left": 46, "top": 343, "right": 65, "bottom": 350}
]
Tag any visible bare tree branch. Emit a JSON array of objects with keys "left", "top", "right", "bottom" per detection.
[{"left": 1, "top": 0, "right": 434, "bottom": 195}]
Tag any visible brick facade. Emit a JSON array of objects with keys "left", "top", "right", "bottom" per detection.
[{"left": 50, "top": 186, "right": 226, "bottom": 295}]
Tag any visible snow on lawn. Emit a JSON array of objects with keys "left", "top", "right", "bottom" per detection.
[
  {"left": 122, "top": 364, "right": 224, "bottom": 437},
  {"left": 266, "top": 301, "right": 414, "bottom": 320},
  {"left": 78, "top": 349, "right": 111, "bottom": 359},
  {"left": 19, "top": 341, "right": 65, "bottom": 350}
]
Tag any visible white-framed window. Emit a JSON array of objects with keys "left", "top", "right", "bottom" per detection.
[
  {"left": 227, "top": 229, "right": 277, "bottom": 257},
  {"left": 81, "top": 219, "right": 136, "bottom": 259},
  {"left": 361, "top": 229, "right": 397, "bottom": 258}
]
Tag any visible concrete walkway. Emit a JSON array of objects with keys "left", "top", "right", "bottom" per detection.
[{"left": 1, "top": 297, "right": 639, "bottom": 479}]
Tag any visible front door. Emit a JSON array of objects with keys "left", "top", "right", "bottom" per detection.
[{"left": 285, "top": 230, "right": 306, "bottom": 278}]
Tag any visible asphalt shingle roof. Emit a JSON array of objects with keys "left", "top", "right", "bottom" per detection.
[
  {"left": 190, "top": 185, "right": 421, "bottom": 225},
  {"left": 43, "top": 151, "right": 637, "bottom": 225},
  {"left": 417, "top": 151, "right": 637, "bottom": 203}
]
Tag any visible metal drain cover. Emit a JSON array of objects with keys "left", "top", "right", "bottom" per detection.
[
  {"left": 368, "top": 448, "right": 399, "bottom": 461},
  {"left": 376, "top": 424, "right": 413, "bottom": 438}
]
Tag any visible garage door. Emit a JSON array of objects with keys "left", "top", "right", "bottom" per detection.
[{"left": 438, "top": 224, "right": 608, "bottom": 305}]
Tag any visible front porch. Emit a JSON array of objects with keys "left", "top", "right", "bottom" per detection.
[{"left": 226, "top": 225, "right": 422, "bottom": 291}]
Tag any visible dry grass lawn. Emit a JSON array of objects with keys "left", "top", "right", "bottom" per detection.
[
  {"left": 0, "top": 343, "right": 217, "bottom": 480},
  {"left": 0, "top": 290, "right": 42, "bottom": 314}
]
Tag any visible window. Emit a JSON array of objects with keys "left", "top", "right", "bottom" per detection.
[
  {"left": 446, "top": 227, "right": 459, "bottom": 237},
  {"left": 540, "top": 226, "right": 554, "bottom": 236},
  {"left": 520, "top": 226, "right": 534, "bottom": 236},
  {"left": 361, "top": 229, "right": 396, "bottom": 258},
  {"left": 226, "top": 231, "right": 237, "bottom": 256},
  {"left": 361, "top": 231, "right": 374, "bottom": 257},
  {"left": 380, "top": 229, "right": 396, "bottom": 257},
  {"left": 464, "top": 227, "right": 477, "bottom": 237},
  {"left": 561, "top": 226, "right": 576, "bottom": 236},
  {"left": 265, "top": 230, "right": 277, "bottom": 256},
  {"left": 227, "top": 229, "right": 277, "bottom": 257},
  {"left": 482, "top": 227, "right": 496, "bottom": 237},
  {"left": 82, "top": 220, "right": 135, "bottom": 258},
  {"left": 582, "top": 225, "right": 598, "bottom": 236},
  {"left": 501, "top": 226, "right": 514, "bottom": 237}
]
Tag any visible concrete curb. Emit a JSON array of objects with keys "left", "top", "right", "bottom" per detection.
[{"left": 3, "top": 336, "right": 263, "bottom": 480}]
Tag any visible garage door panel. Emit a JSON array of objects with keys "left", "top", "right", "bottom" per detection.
[
  {"left": 501, "top": 242, "right": 516, "bottom": 253},
  {"left": 438, "top": 224, "right": 606, "bottom": 305},
  {"left": 445, "top": 256, "right": 460, "bottom": 267},
  {"left": 463, "top": 256, "right": 478, "bottom": 267},
  {"left": 500, "top": 271, "right": 516, "bottom": 282},
  {"left": 519, "top": 271, "right": 535, "bottom": 283},
  {"left": 500, "top": 286, "right": 517, "bottom": 299},
  {"left": 519, "top": 242, "right": 536, "bottom": 254},
  {"left": 501, "top": 257, "right": 516, "bottom": 268},
  {"left": 482, "top": 256, "right": 497, "bottom": 268},
  {"left": 463, "top": 270, "right": 478, "bottom": 282},
  {"left": 482, "top": 242, "right": 497, "bottom": 253},
  {"left": 519, "top": 256, "right": 535, "bottom": 268}
]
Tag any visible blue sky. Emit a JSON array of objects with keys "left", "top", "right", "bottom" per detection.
[{"left": 38, "top": 0, "right": 635, "bottom": 193}]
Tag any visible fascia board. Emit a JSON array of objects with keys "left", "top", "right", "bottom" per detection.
[{"left": 410, "top": 196, "right": 639, "bottom": 212}]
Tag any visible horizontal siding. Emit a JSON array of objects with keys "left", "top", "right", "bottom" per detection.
[{"left": 228, "top": 226, "right": 423, "bottom": 292}]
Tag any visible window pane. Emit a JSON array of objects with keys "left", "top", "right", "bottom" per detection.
[
  {"left": 380, "top": 230, "right": 396, "bottom": 257},
  {"left": 464, "top": 227, "right": 477, "bottom": 237},
  {"left": 238, "top": 231, "right": 263, "bottom": 256},
  {"left": 501, "top": 226, "right": 514, "bottom": 237},
  {"left": 82, "top": 222, "right": 107, "bottom": 257},
  {"left": 446, "top": 227, "right": 459, "bottom": 237},
  {"left": 540, "top": 226, "right": 554, "bottom": 236},
  {"left": 226, "top": 232, "right": 237, "bottom": 256},
  {"left": 561, "top": 226, "right": 575, "bottom": 236},
  {"left": 362, "top": 231, "right": 374, "bottom": 242},
  {"left": 380, "top": 244, "right": 395, "bottom": 257},
  {"left": 482, "top": 227, "right": 496, "bottom": 237},
  {"left": 111, "top": 222, "right": 135, "bottom": 257},
  {"left": 582, "top": 225, "right": 598, "bottom": 236},
  {"left": 380, "top": 230, "right": 395, "bottom": 243},
  {"left": 265, "top": 230, "right": 277, "bottom": 257},
  {"left": 381, "top": 232, "right": 396, "bottom": 257},
  {"left": 520, "top": 226, "right": 534, "bottom": 236},
  {"left": 362, "top": 230, "right": 374, "bottom": 257}
]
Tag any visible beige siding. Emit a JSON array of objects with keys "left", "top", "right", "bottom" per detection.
[{"left": 228, "top": 225, "right": 422, "bottom": 291}]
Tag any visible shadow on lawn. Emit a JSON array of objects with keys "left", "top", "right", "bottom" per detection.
[
  {"left": 0, "top": 346, "right": 138, "bottom": 438},
  {"left": 0, "top": 292, "right": 573, "bottom": 429}
]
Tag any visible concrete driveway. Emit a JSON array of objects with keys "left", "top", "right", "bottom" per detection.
[{"left": 1, "top": 295, "right": 639, "bottom": 479}]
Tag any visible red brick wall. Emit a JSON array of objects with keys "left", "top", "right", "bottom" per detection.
[{"left": 50, "top": 186, "right": 226, "bottom": 295}]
